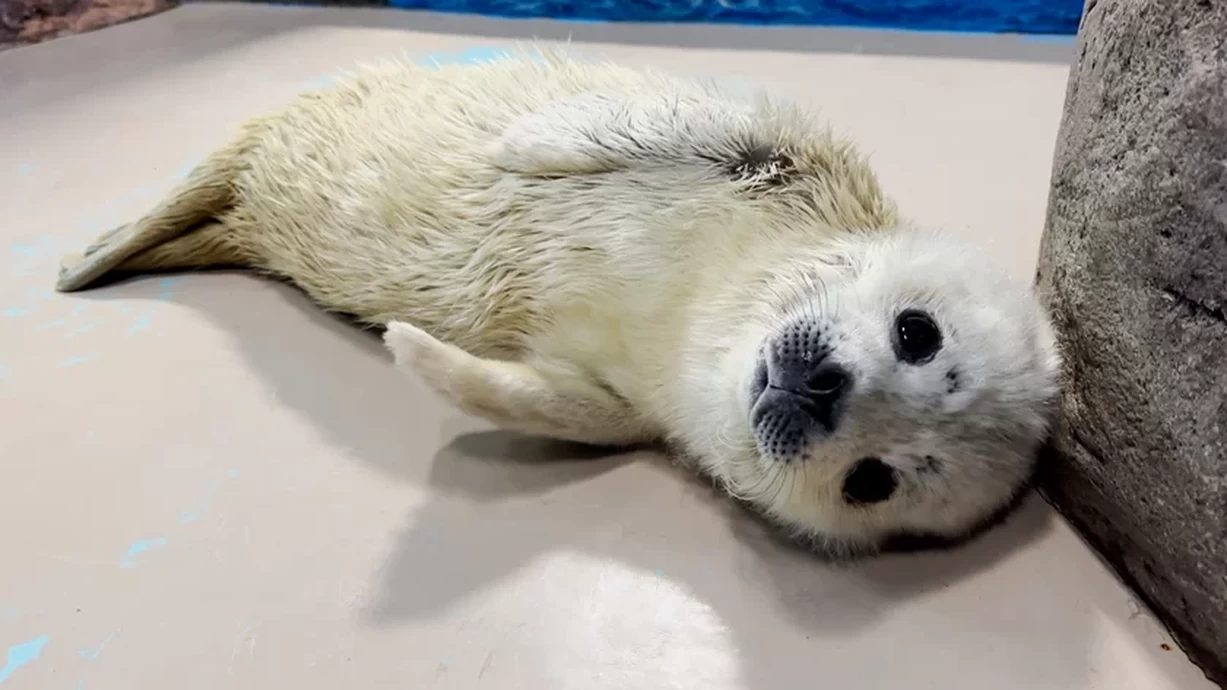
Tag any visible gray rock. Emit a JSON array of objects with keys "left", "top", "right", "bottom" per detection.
[
  {"left": 1035, "top": 0, "right": 1227, "bottom": 684},
  {"left": 0, "top": 0, "right": 176, "bottom": 51}
]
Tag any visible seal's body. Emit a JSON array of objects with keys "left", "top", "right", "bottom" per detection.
[{"left": 57, "top": 52, "right": 1060, "bottom": 557}]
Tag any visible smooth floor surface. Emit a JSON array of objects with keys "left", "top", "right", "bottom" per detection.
[{"left": 0, "top": 4, "right": 1218, "bottom": 688}]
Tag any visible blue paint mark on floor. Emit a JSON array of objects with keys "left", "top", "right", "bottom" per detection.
[
  {"left": 127, "top": 315, "right": 152, "bottom": 334},
  {"left": 298, "top": 48, "right": 527, "bottom": 95},
  {"left": 421, "top": 46, "right": 514, "bottom": 67},
  {"left": 77, "top": 632, "right": 117, "bottom": 661},
  {"left": 58, "top": 355, "right": 97, "bottom": 368},
  {"left": 16, "top": 164, "right": 34, "bottom": 177},
  {"left": 155, "top": 277, "right": 180, "bottom": 301},
  {"left": 170, "top": 155, "right": 203, "bottom": 181},
  {"left": 300, "top": 74, "right": 340, "bottom": 90},
  {"left": 234, "top": 620, "right": 257, "bottom": 640},
  {"left": 0, "top": 635, "right": 50, "bottom": 685},
  {"left": 179, "top": 470, "right": 240, "bottom": 524},
  {"left": 120, "top": 538, "right": 168, "bottom": 568},
  {"left": 77, "top": 213, "right": 104, "bottom": 235},
  {"left": 10, "top": 243, "right": 42, "bottom": 258},
  {"left": 63, "top": 323, "right": 99, "bottom": 340},
  {"left": 74, "top": 632, "right": 117, "bottom": 690},
  {"left": 1, "top": 288, "right": 53, "bottom": 318}
]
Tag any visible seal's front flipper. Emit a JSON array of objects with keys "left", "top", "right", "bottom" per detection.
[
  {"left": 384, "top": 321, "right": 648, "bottom": 446},
  {"left": 489, "top": 89, "right": 769, "bottom": 178}
]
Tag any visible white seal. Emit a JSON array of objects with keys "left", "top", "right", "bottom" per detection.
[{"left": 57, "top": 49, "right": 1060, "bottom": 558}]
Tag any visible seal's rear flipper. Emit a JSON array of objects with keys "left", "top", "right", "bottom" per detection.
[{"left": 55, "top": 138, "right": 249, "bottom": 292}]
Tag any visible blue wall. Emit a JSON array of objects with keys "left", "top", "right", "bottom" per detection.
[{"left": 386, "top": 0, "right": 1084, "bottom": 35}]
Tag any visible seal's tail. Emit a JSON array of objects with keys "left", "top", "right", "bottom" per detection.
[{"left": 55, "top": 138, "right": 251, "bottom": 292}]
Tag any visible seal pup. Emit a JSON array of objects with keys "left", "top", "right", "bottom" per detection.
[{"left": 56, "top": 50, "right": 1060, "bottom": 557}]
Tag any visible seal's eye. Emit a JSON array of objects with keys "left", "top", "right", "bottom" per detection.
[
  {"left": 842, "top": 457, "right": 898, "bottom": 505},
  {"left": 894, "top": 309, "right": 942, "bottom": 364}
]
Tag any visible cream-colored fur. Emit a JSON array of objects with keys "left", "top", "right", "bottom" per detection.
[{"left": 57, "top": 50, "right": 1059, "bottom": 557}]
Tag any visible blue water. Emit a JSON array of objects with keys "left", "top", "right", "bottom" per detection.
[{"left": 384, "top": 0, "right": 1082, "bottom": 35}]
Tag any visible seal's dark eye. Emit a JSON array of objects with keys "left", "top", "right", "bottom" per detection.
[
  {"left": 894, "top": 309, "right": 942, "bottom": 364},
  {"left": 842, "top": 457, "right": 898, "bottom": 505}
]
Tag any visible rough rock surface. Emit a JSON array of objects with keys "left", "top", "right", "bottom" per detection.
[
  {"left": 1035, "top": 0, "right": 1227, "bottom": 684},
  {"left": 1, "top": 0, "right": 175, "bottom": 50}
]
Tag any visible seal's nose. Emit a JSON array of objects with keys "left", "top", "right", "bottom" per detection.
[
  {"left": 760, "top": 355, "right": 851, "bottom": 433},
  {"left": 750, "top": 322, "right": 854, "bottom": 462}
]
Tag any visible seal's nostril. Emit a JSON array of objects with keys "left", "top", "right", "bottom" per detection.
[{"left": 807, "top": 365, "right": 848, "bottom": 396}]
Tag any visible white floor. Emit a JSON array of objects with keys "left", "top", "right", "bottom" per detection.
[{"left": 0, "top": 3, "right": 1218, "bottom": 688}]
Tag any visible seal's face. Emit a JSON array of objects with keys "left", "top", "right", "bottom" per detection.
[{"left": 733, "top": 229, "right": 1060, "bottom": 557}]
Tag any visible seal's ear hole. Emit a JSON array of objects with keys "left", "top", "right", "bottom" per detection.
[{"left": 842, "top": 457, "right": 898, "bottom": 505}]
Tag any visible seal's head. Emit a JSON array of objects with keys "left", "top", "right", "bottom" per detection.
[{"left": 720, "top": 228, "right": 1060, "bottom": 558}]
